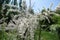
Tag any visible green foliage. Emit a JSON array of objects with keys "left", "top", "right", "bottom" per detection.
[
  {"left": 36, "top": 6, "right": 60, "bottom": 40},
  {"left": 41, "top": 9, "right": 46, "bottom": 13},
  {"left": 56, "top": 10, "right": 60, "bottom": 14},
  {"left": 34, "top": 30, "right": 58, "bottom": 40},
  {"left": 51, "top": 14, "right": 60, "bottom": 24},
  {"left": 34, "top": 28, "right": 41, "bottom": 40},
  {"left": 41, "top": 31, "right": 59, "bottom": 40},
  {"left": 0, "top": 24, "right": 8, "bottom": 40},
  {"left": 0, "top": 23, "right": 17, "bottom": 40},
  {"left": 0, "top": 30, "right": 8, "bottom": 40},
  {"left": 0, "top": 0, "right": 60, "bottom": 40},
  {"left": 50, "top": 24, "right": 60, "bottom": 31}
]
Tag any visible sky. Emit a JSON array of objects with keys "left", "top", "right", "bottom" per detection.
[{"left": 26, "top": 0, "right": 60, "bottom": 13}]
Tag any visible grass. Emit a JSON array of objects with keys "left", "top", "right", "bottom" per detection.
[
  {"left": 41, "top": 31, "right": 59, "bottom": 40},
  {"left": 34, "top": 30, "right": 59, "bottom": 40}
]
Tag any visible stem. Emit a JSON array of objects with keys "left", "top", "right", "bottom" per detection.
[{"left": 39, "top": 25, "right": 41, "bottom": 40}]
